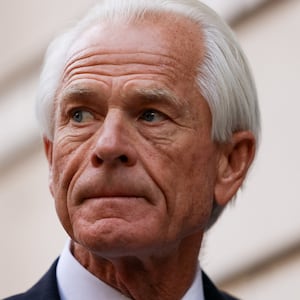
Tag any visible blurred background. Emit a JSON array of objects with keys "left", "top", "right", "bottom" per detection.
[{"left": 0, "top": 0, "right": 300, "bottom": 299}]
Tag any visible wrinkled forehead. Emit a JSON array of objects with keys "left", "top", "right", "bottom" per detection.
[{"left": 66, "top": 12, "right": 205, "bottom": 74}]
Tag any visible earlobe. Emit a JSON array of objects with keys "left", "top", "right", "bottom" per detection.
[
  {"left": 214, "top": 131, "right": 256, "bottom": 206},
  {"left": 43, "top": 137, "right": 54, "bottom": 196},
  {"left": 43, "top": 137, "right": 53, "bottom": 166}
]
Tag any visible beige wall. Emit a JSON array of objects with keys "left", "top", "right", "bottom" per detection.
[{"left": 1, "top": 1, "right": 300, "bottom": 299}]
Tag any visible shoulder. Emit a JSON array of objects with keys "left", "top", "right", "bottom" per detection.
[{"left": 3, "top": 259, "right": 60, "bottom": 300}]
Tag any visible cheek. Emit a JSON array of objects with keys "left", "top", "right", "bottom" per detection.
[
  {"left": 148, "top": 140, "right": 217, "bottom": 235},
  {"left": 51, "top": 134, "right": 92, "bottom": 186},
  {"left": 50, "top": 137, "right": 92, "bottom": 236}
]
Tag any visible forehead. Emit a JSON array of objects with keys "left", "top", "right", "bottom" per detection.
[{"left": 66, "top": 12, "right": 204, "bottom": 75}]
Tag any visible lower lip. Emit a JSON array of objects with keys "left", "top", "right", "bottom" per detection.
[
  {"left": 80, "top": 197, "right": 148, "bottom": 210},
  {"left": 84, "top": 196, "right": 144, "bottom": 202}
]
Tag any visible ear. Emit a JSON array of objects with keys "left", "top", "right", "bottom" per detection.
[
  {"left": 43, "top": 137, "right": 54, "bottom": 196},
  {"left": 43, "top": 137, "right": 53, "bottom": 165},
  {"left": 214, "top": 131, "right": 256, "bottom": 206}
]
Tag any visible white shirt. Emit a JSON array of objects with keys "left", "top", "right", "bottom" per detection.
[{"left": 56, "top": 241, "right": 205, "bottom": 300}]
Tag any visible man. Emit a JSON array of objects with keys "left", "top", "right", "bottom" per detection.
[{"left": 6, "top": 0, "right": 260, "bottom": 299}]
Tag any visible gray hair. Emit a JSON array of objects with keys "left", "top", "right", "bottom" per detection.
[{"left": 36, "top": 0, "right": 260, "bottom": 227}]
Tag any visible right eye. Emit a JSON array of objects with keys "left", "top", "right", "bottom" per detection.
[
  {"left": 139, "top": 109, "right": 168, "bottom": 123},
  {"left": 70, "top": 109, "right": 94, "bottom": 123}
]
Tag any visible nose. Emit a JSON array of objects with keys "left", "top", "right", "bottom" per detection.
[{"left": 91, "top": 110, "right": 137, "bottom": 167}]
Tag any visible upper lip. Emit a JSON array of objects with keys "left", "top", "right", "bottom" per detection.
[
  {"left": 83, "top": 186, "right": 142, "bottom": 198},
  {"left": 84, "top": 193, "right": 141, "bottom": 199}
]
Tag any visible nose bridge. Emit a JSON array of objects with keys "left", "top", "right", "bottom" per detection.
[
  {"left": 99, "top": 109, "right": 126, "bottom": 144},
  {"left": 92, "top": 109, "right": 136, "bottom": 165}
]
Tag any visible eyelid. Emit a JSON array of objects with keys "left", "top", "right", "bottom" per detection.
[
  {"left": 139, "top": 108, "right": 168, "bottom": 123},
  {"left": 69, "top": 107, "right": 95, "bottom": 123},
  {"left": 68, "top": 105, "right": 91, "bottom": 114}
]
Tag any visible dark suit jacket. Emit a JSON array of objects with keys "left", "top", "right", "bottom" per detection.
[{"left": 4, "top": 260, "right": 239, "bottom": 300}]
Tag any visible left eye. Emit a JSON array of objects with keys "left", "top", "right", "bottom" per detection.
[
  {"left": 139, "top": 109, "right": 167, "bottom": 123},
  {"left": 71, "top": 109, "right": 94, "bottom": 123}
]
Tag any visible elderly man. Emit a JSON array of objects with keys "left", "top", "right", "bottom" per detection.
[{"left": 6, "top": 0, "right": 260, "bottom": 299}]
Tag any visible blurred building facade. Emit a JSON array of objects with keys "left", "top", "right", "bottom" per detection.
[{"left": 1, "top": 0, "right": 300, "bottom": 299}]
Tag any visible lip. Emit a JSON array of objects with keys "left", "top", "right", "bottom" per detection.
[
  {"left": 81, "top": 194, "right": 147, "bottom": 204},
  {"left": 71, "top": 172, "right": 152, "bottom": 205},
  {"left": 79, "top": 196, "right": 149, "bottom": 211},
  {"left": 74, "top": 187, "right": 147, "bottom": 205},
  {"left": 84, "top": 196, "right": 144, "bottom": 201}
]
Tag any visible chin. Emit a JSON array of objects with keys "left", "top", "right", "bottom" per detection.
[{"left": 70, "top": 218, "right": 163, "bottom": 258}]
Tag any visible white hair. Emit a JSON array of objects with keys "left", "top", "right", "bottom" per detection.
[
  {"left": 36, "top": 0, "right": 261, "bottom": 227},
  {"left": 36, "top": 0, "right": 260, "bottom": 142}
]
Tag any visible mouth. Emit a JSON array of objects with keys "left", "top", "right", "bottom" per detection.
[
  {"left": 72, "top": 178, "right": 152, "bottom": 206},
  {"left": 79, "top": 196, "right": 150, "bottom": 219},
  {"left": 84, "top": 195, "right": 144, "bottom": 201},
  {"left": 81, "top": 195, "right": 147, "bottom": 206}
]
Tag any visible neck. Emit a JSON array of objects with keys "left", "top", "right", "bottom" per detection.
[{"left": 72, "top": 232, "right": 203, "bottom": 300}]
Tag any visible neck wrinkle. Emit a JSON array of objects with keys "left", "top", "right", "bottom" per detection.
[{"left": 72, "top": 232, "right": 203, "bottom": 300}]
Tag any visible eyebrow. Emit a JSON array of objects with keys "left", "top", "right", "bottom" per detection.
[
  {"left": 58, "top": 85, "right": 184, "bottom": 110},
  {"left": 60, "top": 87, "right": 100, "bottom": 100},
  {"left": 58, "top": 86, "right": 107, "bottom": 109},
  {"left": 133, "top": 87, "right": 183, "bottom": 107}
]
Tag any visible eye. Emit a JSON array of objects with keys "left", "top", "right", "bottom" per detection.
[
  {"left": 139, "top": 109, "right": 167, "bottom": 123},
  {"left": 70, "top": 109, "right": 94, "bottom": 123}
]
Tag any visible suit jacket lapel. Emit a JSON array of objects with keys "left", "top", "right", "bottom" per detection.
[
  {"left": 202, "top": 271, "right": 239, "bottom": 300},
  {"left": 4, "top": 259, "right": 60, "bottom": 300},
  {"left": 6, "top": 260, "right": 238, "bottom": 300}
]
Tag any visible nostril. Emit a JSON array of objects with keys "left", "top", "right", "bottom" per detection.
[
  {"left": 119, "top": 155, "right": 128, "bottom": 163},
  {"left": 91, "top": 153, "right": 130, "bottom": 166},
  {"left": 92, "top": 155, "right": 104, "bottom": 166}
]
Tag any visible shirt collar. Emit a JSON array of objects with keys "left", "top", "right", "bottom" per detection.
[
  {"left": 56, "top": 240, "right": 205, "bottom": 300},
  {"left": 182, "top": 264, "right": 205, "bottom": 300}
]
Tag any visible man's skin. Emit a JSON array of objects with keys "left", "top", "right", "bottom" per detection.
[{"left": 43, "top": 13, "right": 255, "bottom": 300}]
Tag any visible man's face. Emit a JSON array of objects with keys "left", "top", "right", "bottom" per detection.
[{"left": 46, "top": 15, "right": 222, "bottom": 258}]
